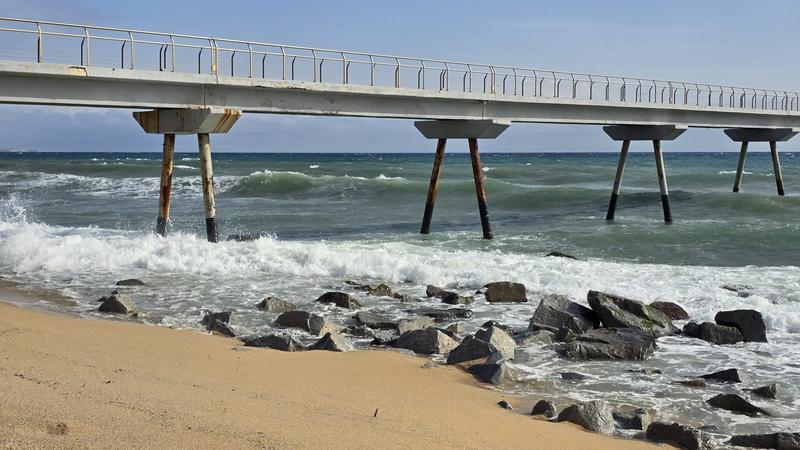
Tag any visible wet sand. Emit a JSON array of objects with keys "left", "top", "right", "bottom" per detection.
[{"left": 0, "top": 301, "right": 664, "bottom": 449}]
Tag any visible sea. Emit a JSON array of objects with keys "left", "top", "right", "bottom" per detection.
[{"left": 1, "top": 151, "right": 798, "bottom": 442}]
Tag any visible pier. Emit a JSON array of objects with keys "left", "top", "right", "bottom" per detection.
[{"left": 1, "top": 17, "right": 798, "bottom": 240}]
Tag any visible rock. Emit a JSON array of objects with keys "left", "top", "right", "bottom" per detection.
[
  {"left": 275, "top": 311, "right": 333, "bottom": 336},
  {"left": 115, "top": 278, "right": 144, "bottom": 286},
  {"left": 446, "top": 336, "right": 495, "bottom": 365},
  {"left": 546, "top": 251, "right": 577, "bottom": 260},
  {"left": 628, "top": 368, "right": 663, "bottom": 375},
  {"left": 556, "top": 400, "right": 614, "bottom": 434},
  {"left": 650, "top": 301, "right": 690, "bottom": 320},
  {"left": 700, "top": 368, "right": 741, "bottom": 383},
  {"left": 394, "top": 328, "right": 458, "bottom": 355},
  {"left": 366, "top": 283, "right": 394, "bottom": 297},
  {"left": 468, "top": 361, "right": 510, "bottom": 385},
  {"left": 707, "top": 393, "right": 770, "bottom": 416},
  {"left": 97, "top": 293, "right": 136, "bottom": 314},
  {"left": 676, "top": 379, "right": 707, "bottom": 388},
  {"left": 256, "top": 297, "right": 296, "bottom": 313},
  {"left": 354, "top": 311, "right": 397, "bottom": 330},
  {"left": 226, "top": 234, "right": 258, "bottom": 242},
  {"left": 241, "top": 334, "right": 304, "bottom": 352},
  {"left": 683, "top": 321, "right": 700, "bottom": 337},
  {"left": 751, "top": 383, "right": 779, "bottom": 400},
  {"left": 309, "top": 332, "right": 352, "bottom": 352},
  {"left": 497, "top": 400, "right": 513, "bottom": 410},
  {"left": 587, "top": 290, "right": 679, "bottom": 337},
  {"left": 515, "top": 330, "right": 554, "bottom": 346},
  {"left": 646, "top": 422, "right": 710, "bottom": 450},
  {"left": 481, "top": 320, "right": 517, "bottom": 335},
  {"left": 396, "top": 316, "right": 437, "bottom": 334},
  {"left": 693, "top": 322, "right": 744, "bottom": 345},
  {"left": 474, "top": 326, "right": 516, "bottom": 360},
  {"left": 315, "top": 292, "right": 361, "bottom": 309},
  {"left": 201, "top": 311, "right": 231, "bottom": 327},
  {"left": 436, "top": 327, "right": 460, "bottom": 342},
  {"left": 446, "top": 322, "right": 463, "bottom": 335},
  {"left": 207, "top": 319, "right": 235, "bottom": 337},
  {"left": 528, "top": 294, "right": 599, "bottom": 334},
  {"left": 560, "top": 372, "right": 586, "bottom": 381},
  {"left": 531, "top": 400, "right": 557, "bottom": 418},
  {"left": 554, "top": 326, "right": 577, "bottom": 343},
  {"left": 484, "top": 282, "right": 527, "bottom": 303},
  {"left": 555, "top": 328, "right": 657, "bottom": 360},
  {"left": 392, "top": 293, "right": 420, "bottom": 303},
  {"left": 420, "top": 308, "right": 472, "bottom": 322},
  {"left": 721, "top": 284, "right": 754, "bottom": 297},
  {"left": 440, "top": 292, "right": 474, "bottom": 305},
  {"left": 715, "top": 309, "right": 768, "bottom": 343},
  {"left": 425, "top": 285, "right": 449, "bottom": 298},
  {"left": 729, "top": 433, "right": 800, "bottom": 449},
  {"left": 612, "top": 408, "right": 650, "bottom": 430}
]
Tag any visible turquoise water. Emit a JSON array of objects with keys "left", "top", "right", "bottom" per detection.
[{"left": 1, "top": 151, "right": 798, "bottom": 440}]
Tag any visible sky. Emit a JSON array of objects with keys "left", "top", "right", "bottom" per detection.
[{"left": 1, "top": 0, "right": 800, "bottom": 153}]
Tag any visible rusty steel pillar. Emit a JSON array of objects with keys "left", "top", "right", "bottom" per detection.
[
  {"left": 606, "top": 139, "right": 630, "bottom": 220},
  {"left": 156, "top": 133, "right": 175, "bottom": 236},
  {"left": 198, "top": 133, "right": 218, "bottom": 243},
  {"left": 420, "top": 138, "right": 447, "bottom": 235},
  {"left": 732, "top": 141, "right": 748, "bottom": 193},
  {"left": 653, "top": 140, "right": 672, "bottom": 223},
  {"left": 468, "top": 138, "right": 493, "bottom": 239},
  {"left": 770, "top": 141, "right": 785, "bottom": 196}
]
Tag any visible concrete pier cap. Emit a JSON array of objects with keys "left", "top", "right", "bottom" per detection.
[
  {"left": 723, "top": 128, "right": 800, "bottom": 142},
  {"left": 414, "top": 119, "right": 510, "bottom": 139},
  {"left": 603, "top": 124, "right": 687, "bottom": 141},
  {"left": 133, "top": 107, "right": 241, "bottom": 134}
]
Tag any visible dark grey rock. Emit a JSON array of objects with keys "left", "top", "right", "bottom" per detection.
[
  {"left": 531, "top": 400, "right": 557, "bottom": 418},
  {"left": 366, "top": 283, "right": 394, "bottom": 297},
  {"left": 715, "top": 309, "right": 768, "bottom": 343},
  {"left": 700, "top": 368, "right": 741, "bottom": 383},
  {"left": 484, "top": 282, "right": 527, "bottom": 303},
  {"left": 201, "top": 310, "right": 231, "bottom": 327},
  {"left": 514, "top": 330, "right": 555, "bottom": 346},
  {"left": 546, "top": 251, "right": 577, "bottom": 260},
  {"left": 256, "top": 297, "right": 296, "bottom": 313},
  {"left": 612, "top": 408, "right": 650, "bottom": 430},
  {"left": 646, "top": 422, "right": 710, "bottom": 450},
  {"left": 435, "top": 327, "right": 460, "bottom": 342},
  {"left": 392, "top": 293, "right": 420, "bottom": 303},
  {"left": 468, "top": 361, "right": 510, "bottom": 385},
  {"left": 628, "top": 368, "right": 663, "bottom": 375},
  {"left": 587, "top": 290, "right": 679, "bottom": 337},
  {"left": 707, "top": 393, "right": 770, "bottom": 416},
  {"left": 556, "top": 400, "right": 614, "bottom": 434},
  {"left": 721, "top": 284, "right": 754, "bottom": 298},
  {"left": 446, "top": 336, "right": 494, "bottom": 365},
  {"left": 315, "top": 291, "right": 361, "bottom": 309},
  {"left": 97, "top": 293, "right": 136, "bottom": 314},
  {"left": 394, "top": 328, "right": 458, "bottom": 355},
  {"left": 207, "top": 318, "right": 235, "bottom": 337},
  {"left": 481, "top": 320, "right": 516, "bottom": 335},
  {"left": 241, "top": 334, "right": 304, "bottom": 352},
  {"left": 226, "top": 234, "right": 258, "bottom": 242},
  {"left": 420, "top": 308, "right": 472, "bottom": 322},
  {"left": 396, "top": 316, "right": 436, "bottom": 334},
  {"left": 275, "top": 310, "right": 333, "bottom": 336},
  {"left": 693, "top": 322, "right": 744, "bottom": 345},
  {"left": 528, "top": 294, "right": 599, "bottom": 335},
  {"left": 729, "top": 433, "right": 800, "bottom": 449},
  {"left": 474, "top": 326, "right": 516, "bottom": 360},
  {"left": 354, "top": 311, "right": 397, "bottom": 330},
  {"left": 555, "top": 328, "right": 657, "bottom": 360},
  {"left": 309, "top": 332, "right": 352, "bottom": 352},
  {"left": 650, "top": 301, "right": 690, "bottom": 320},
  {"left": 554, "top": 326, "right": 577, "bottom": 343},
  {"left": 751, "top": 383, "right": 779, "bottom": 400},
  {"left": 425, "top": 285, "right": 449, "bottom": 298},
  {"left": 497, "top": 400, "right": 513, "bottom": 410},
  {"left": 560, "top": 372, "right": 586, "bottom": 381},
  {"left": 446, "top": 322, "right": 463, "bottom": 335},
  {"left": 676, "top": 379, "right": 708, "bottom": 388},
  {"left": 115, "top": 278, "right": 144, "bottom": 286},
  {"left": 440, "top": 291, "right": 474, "bottom": 305}
]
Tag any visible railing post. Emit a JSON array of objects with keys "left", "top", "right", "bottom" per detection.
[
  {"left": 36, "top": 22, "right": 42, "bottom": 63},
  {"left": 170, "top": 35, "right": 176, "bottom": 72}
]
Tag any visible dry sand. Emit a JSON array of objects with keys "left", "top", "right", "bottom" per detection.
[{"left": 0, "top": 301, "right": 665, "bottom": 449}]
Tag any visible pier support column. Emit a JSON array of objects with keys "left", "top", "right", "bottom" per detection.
[
  {"left": 468, "top": 138, "right": 493, "bottom": 239},
  {"left": 732, "top": 141, "right": 748, "bottom": 193},
  {"left": 420, "top": 138, "right": 447, "bottom": 234},
  {"left": 156, "top": 133, "right": 175, "bottom": 236},
  {"left": 724, "top": 128, "right": 797, "bottom": 195},
  {"left": 133, "top": 107, "right": 241, "bottom": 242},
  {"left": 603, "top": 125, "right": 686, "bottom": 222},
  {"left": 606, "top": 140, "right": 630, "bottom": 220},
  {"left": 414, "top": 119, "right": 510, "bottom": 239}
]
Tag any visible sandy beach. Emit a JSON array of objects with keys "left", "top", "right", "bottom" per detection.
[{"left": 0, "top": 301, "right": 665, "bottom": 449}]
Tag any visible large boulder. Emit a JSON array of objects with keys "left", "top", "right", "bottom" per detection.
[
  {"left": 707, "top": 394, "right": 770, "bottom": 416},
  {"left": 468, "top": 361, "right": 510, "bottom": 385},
  {"left": 316, "top": 292, "right": 361, "bottom": 309},
  {"left": 646, "top": 422, "right": 710, "bottom": 450},
  {"left": 275, "top": 310, "right": 333, "bottom": 336},
  {"left": 440, "top": 292, "right": 474, "bottom": 305},
  {"left": 515, "top": 330, "right": 555, "bottom": 346},
  {"left": 397, "top": 316, "right": 437, "bottom": 334},
  {"left": 528, "top": 294, "right": 599, "bottom": 334},
  {"left": 97, "top": 293, "right": 136, "bottom": 314},
  {"left": 446, "top": 336, "right": 494, "bottom": 365},
  {"left": 201, "top": 311, "right": 234, "bottom": 336},
  {"left": 587, "top": 290, "right": 679, "bottom": 337},
  {"left": 420, "top": 308, "right": 472, "bottom": 322},
  {"left": 426, "top": 285, "right": 449, "bottom": 298},
  {"left": 751, "top": 383, "right": 779, "bottom": 400},
  {"left": 484, "top": 282, "right": 527, "bottom": 303},
  {"left": 531, "top": 400, "right": 557, "bottom": 418},
  {"left": 556, "top": 400, "right": 614, "bottom": 434},
  {"left": 684, "top": 321, "right": 743, "bottom": 345},
  {"left": 650, "top": 301, "right": 690, "bottom": 320},
  {"left": 309, "top": 332, "right": 352, "bottom": 352},
  {"left": 115, "top": 278, "right": 145, "bottom": 286},
  {"left": 241, "top": 334, "right": 304, "bottom": 352},
  {"left": 201, "top": 310, "right": 231, "bottom": 327},
  {"left": 354, "top": 311, "right": 397, "bottom": 330},
  {"left": 555, "top": 328, "right": 657, "bottom": 360},
  {"left": 366, "top": 283, "right": 394, "bottom": 297},
  {"left": 612, "top": 408, "right": 651, "bottom": 431},
  {"left": 700, "top": 368, "right": 741, "bottom": 383},
  {"left": 256, "top": 297, "right": 297, "bottom": 313},
  {"left": 715, "top": 309, "right": 768, "bottom": 343},
  {"left": 474, "top": 325, "right": 516, "bottom": 360},
  {"left": 394, "top": 328, "right": 458, "bottom": 355},
  {"left": 729, "top": 433, "right": 800, "bottom": 449}
]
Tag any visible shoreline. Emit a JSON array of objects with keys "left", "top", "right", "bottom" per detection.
[{"left": 0, "top": 300, "right": 661, "bottom": 449}]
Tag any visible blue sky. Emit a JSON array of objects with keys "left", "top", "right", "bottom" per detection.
[{"left": 2, "top": 0, "right": 800, "bottom": 152}]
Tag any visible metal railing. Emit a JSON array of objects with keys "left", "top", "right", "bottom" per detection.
[{"left": 1, "top": 17, "right": 798, "bottom": 113}]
